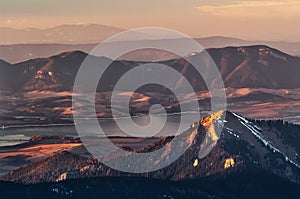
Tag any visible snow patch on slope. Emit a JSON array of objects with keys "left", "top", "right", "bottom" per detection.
[
  {"left": 226, "top": 127, "right": 240, "bottom": 139},
  {"left": 232, "top": 112, "right": 300, "bottom": 169}
]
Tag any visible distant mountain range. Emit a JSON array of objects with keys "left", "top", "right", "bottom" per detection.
[
  {"left": 0, "top": 24, "right": 124, "bottom": 45},
  {"left": 1, "top": 45, "right": 299, "bottom": 124},
  {"left": 1, "top": 45, "right": 299, "bottom": 92},
  {"left": 0, "top": 24, "right": 300, "bottom": 63}
]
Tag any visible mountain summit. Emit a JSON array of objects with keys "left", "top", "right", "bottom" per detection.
[{"left": 2, "top": 111, "right": 300, "bottom": 185}]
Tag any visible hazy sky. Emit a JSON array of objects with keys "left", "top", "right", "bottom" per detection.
[{"left": 1, "top": 0, "right": 300, "bottom": 41}]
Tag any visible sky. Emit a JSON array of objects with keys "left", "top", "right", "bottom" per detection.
[{"left": 1, "top": 0, "right": 300, "bottom": 41}]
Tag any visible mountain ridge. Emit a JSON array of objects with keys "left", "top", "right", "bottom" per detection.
[
  {"left": 1, "top": 45, "right": 300, "bottom": 93},
  {"left": 1, "top": 111, "right": 300, "bottom": 185},
  {"left": 1, "top": 36, "right": 300, "bottom": 63}
]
